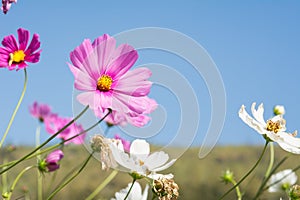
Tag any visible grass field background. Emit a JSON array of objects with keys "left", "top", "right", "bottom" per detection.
[{"left": 1, "top": 145, "right": 299, "bottom": 199}]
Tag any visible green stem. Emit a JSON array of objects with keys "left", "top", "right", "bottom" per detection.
[
  {"left": 231, "top": 179, "right": 242, "bottom": 200},
  {"left": 6, "top": 166, "right": 35, "bottom": 200},
  {"left": 124, "top": 178, "right": 136, "bottom": 200},
  {"left": 36, "top": 125, "right": 43, "bottom": 200},
  {"left": 0, "top": 69, "right": 28, "bottom": 149},
  {"left": 46, "top": 152, "right": 94, "bottom": 200},
  {"left": 254, "top": 156, "right": 288, "bottom": 199},
  {"left": 85, "top": 170, "right": 118, "bottom": 200},
  {"left": 219, "top": 141, "right": 269, "bottom": 200},
  {"left": 265, "top": 142, "right": 274, "bottom": 178},
  {"left": 0, "top": 105, "right": 89, "bottom": 175},
  {"left": 2, "top": 158, "right": 8, "bottom": 195},
  {"left": 0, "top": 108, "right": 111, "bottom": 173}
]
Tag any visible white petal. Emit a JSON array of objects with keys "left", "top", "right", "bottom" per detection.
[
  {"left": 152, "top": 159, "right": 177, "bottom": 172},
  {"left": 268, "top": 169, "right": 297, "bottom": 192},
  {"left": 142, "top": 184, "right": 149, "bottom": 200},
  {"left": 112, "top": 182, "right": 144, "bottom": 200},
  {"left": 251, "top": 102, "right": 266, "bottom": 125},
  {"left": 110, "top": 143, "right": 136, "bottom": 170},
  {"left": 273, "top": 132, "right": 300, "bottom": 154},
  {"left": 130, "top": 139, "right": 150, "bottom": 161},
  {"left": 148, "top": 173, "right": 174, "bottom": 180},
  {"left": 144, "top": 151, "right": 169, "bottom": 170},
  {"left": 239, "top": 105, "right": 267, "bottom": 135}
]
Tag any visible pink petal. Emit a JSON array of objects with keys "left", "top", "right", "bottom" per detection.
[
  {"left": 17, "top": 28, "right": 29, "bottom": 51},
  {"left": 92, "top": 34, "right": 116, "bottom": 74},
  {"left": 106, "top": 45, "right": 138, "bottom": 80},
  {"left": 2, "top": 35, "right": 18, "bottom": 52},
  {"left": 68, "top": 63, "right": 96, "bottom": 91}
]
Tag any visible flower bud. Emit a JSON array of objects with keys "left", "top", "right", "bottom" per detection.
[
  {"left": 221, "top": 169, "right": 234, "bottom": 184},
  {"left": 274, "top": 105, "right": 285, "bottom": 116}
]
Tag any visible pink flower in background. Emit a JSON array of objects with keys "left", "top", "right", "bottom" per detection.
[
  {"left": 69, "top": 34, "right": 157, "bottom": 127},
  {"left": 29, "top": 101, "right": 52, "bottom": 122},
  {"left": 0, "top": 28, "right": 41, "bottom": 70},
  {"left": 44, "top": 150, "right": 64, "bottom": 172},
  {"left": 45, "top": 115, "right": 85, "bottom": 145},
  {"left": 1, "top": 0, "right": 17, "bottom": 14},
  {"left": 114, "top": 134, "right": 130, "bottom": 152}
]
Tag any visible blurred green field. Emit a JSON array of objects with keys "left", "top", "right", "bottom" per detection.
[{"left": 1, "top": 145, "right": 299, "bottom": 200}]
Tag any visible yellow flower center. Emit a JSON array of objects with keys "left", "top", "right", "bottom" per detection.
[
  {"left": 97, "top": 75, "right": 113, "bottom": 91},
  {"left": 9, "top": 50, "right": 26, "bottom": 66},
  {"left": 266, "top": 120, "right": 281, "bottom": 133}
]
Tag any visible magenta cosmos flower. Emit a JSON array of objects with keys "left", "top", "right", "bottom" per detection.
[
  {"left": 69, "top": 34, "right": 157, "bottom": 127},
  {"left": 1, "top": 0, "right": 17, "bottom": 14},
  {"left": 45, "top": 115, "right": 86, "bottom": 145},
  {"left": 38, "top": 149, "right": 64, "bottom": 172},
  {"left": 29, "top": 101, "right": 52, "bottom": 122},
  {"left": 0, "top": 28, "right": 41, "bottom": 70}
]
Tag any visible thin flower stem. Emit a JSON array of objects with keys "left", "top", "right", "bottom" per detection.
[
  {"left": 254, "top": 156, "right": 288, "bottom": 199},
  {"left": 46, "top": 152, "right": 94, "bottom": 200},
  {"left": 0, "top": 105, "right": 89, "bottom": 175},
  {"left": 265, "top": 142, "right": 274, "bottom": 178},
  {"left": 124, "top": 178, "right": 136, "bottom": 200},
  {"left": 2, "top": 158, "right": 8, "bottom": 195},
  {"left": 219, "top": 141, "right": 269, "bottom": 200},
  {"left": 6, "top": 166, "right": 35, "bottom": 200},
  {"left": 0, "top": 69, "right": 28, "bottom": 149},
  {"left": 0, "top": 109, "right": 111, "bottom": 170},
  {"left": 36, "top": 125, "right": 43, "bottom": 200},
  {"left": 85, "top": 170, "right": 118, "bottom": 200},
  {"left": 231, "top": 179, "right": 242, "bottom": 200}
]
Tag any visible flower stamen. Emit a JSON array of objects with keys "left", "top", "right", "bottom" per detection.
[
  {"left": 9, "top": 50, "right": 25, "bottom": 66},
  {"left": 97, "top": 75, "right": 113, "bottom": 91},
  {"left": 266, "top": 120, "right": 282, "bottom": 133}
]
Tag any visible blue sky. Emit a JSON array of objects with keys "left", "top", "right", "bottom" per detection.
[{"left": 0, "top": 1, "right": 300, "bottom": 148}]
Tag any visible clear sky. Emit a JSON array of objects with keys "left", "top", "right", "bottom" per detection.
[{"left": 0, "top": 1, "right": 300, "bottom": 149}]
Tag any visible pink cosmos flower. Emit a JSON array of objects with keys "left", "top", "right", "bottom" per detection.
[
  {"left": 29, "top": 101, "right": 52, "bottom": 122},
  {"left": 45, "top": 149, "right": 64, "bottom": 172},
  {"left": 44, "top": 115, "right": 85, "bottom": 145},
  {"left": 1, "top": 0, "right": 16, "bottom": 14},
  {"left": 0, "top": 28, "right": 41, "bottom": 70},
  {"left": 114, "top": 134, "right": 131, "bottom": 152},
  {"left": 68, "top": 34, "right": 157, "bottom": 127}
]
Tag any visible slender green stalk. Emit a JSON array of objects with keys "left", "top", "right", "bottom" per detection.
[
  {"left": 265, "top": 142, "right": 274, "bottom": 178},
  {"left": 0, "top": 69, "right": 28, "bottom": 148},
  {"left": 36, "top": 125, "right": 43, "bottom": 200},
  {"left": 0, "top": 105, "right": 89, "bottom": 174},
  {"left": 2, "top": 158, "right": 8, "bottom": 195},
  {"left": 6, "top": 166, "right": 35, "bottom": 200},
  {"left": 0, "top": 109, "right": 111, "bottom": 170},
  {"left": 231, "top": 179, "right": 242, "bottom": 200},
  {"left": 254, "top": 156, "right": 288, "bottom": 199},
  {"left": 85, "top": 170, "right": 118, "bottom": 200},
  {"left": 124, "top": 178, "right": 136, "bottom": 200},
  {"left": 47, "top": 152, "right": 94, "bottom": 200},
  {"left": 219, "top": 141, "right": 269, "bottom": 200}
]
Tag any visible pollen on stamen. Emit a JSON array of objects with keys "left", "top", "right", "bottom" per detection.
[
  {"left": 266, "top": 120, "right": 281, "bottom": 133},
  {"left": 139, "top": 160, "right": 144, "bottom": 166},
  {"left": 97, "top": 75, "right": 113, "bottom": 91}
]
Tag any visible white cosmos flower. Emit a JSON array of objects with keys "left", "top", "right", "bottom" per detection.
[
  {"left": 267, "top": 169, "right": 297, "bottom": 193},
  {"left": 110, "top": 139, "right": 176, "bottom": 177},
  {"left": 111, "top": 182, "right": 148, "bottom": 200},
  {"left": 239, "top": 102, "right": 300, "bottom": 154}
]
